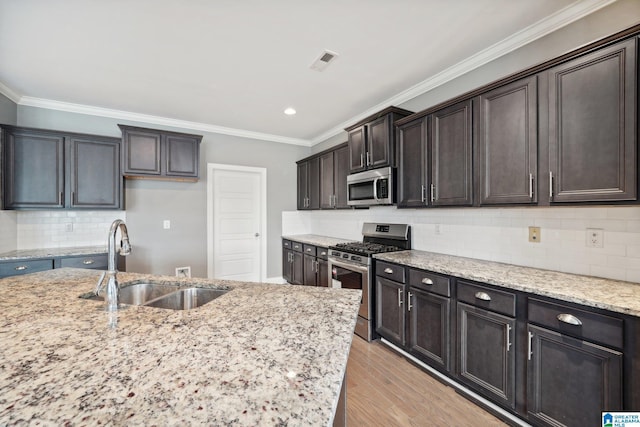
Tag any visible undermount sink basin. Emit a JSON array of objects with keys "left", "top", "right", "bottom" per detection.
[
  {"left": 143, "top": 288, "right": 227, "bottom": 310},
  {"left": 81, "top": 283, "right": 227, "bottom": 310}
]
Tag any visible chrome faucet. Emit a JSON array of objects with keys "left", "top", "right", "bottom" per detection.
[{"left": 95, "top": 219, "right": 131, "bottom": 311}]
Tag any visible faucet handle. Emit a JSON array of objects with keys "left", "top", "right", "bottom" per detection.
[{"left": 95, "top": 271, "right": 106, "bottom": 296}]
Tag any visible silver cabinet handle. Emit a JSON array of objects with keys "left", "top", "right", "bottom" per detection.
[
  {"left": 82, "top": 259, "right": 95, "bottom": 265},
  {"left": 529, "top": 173, "right": 534, "bottom": 199},
  {"left": 360, "top": 153, "right": 364, "bottom": 168},
  {"left": 320, "top": 251, "right": 327, "bottom": 256},
  {"left": 397, "top": 288, "right": 403, "bottom": 307},
  {"left": 366, "top": 151, "right": 371, "bottom": 166},
  {"left": 549, "top": 171, "right": 554, "bottom": 199},
  {"left": 421, "top": 278, "right": 433, "bottom": 285},
  {"left": 306, "top": 248, "right": 312, "bottom": 252},
  {"left": 430, "top": 183, "right": 435, "bottom": 202},
  {"left": 528, "top": 331, "right": 534, "bottom": 360},
  {"left": 421, "top": 185, "right": 425, "bottom": 203},
  {"left": 384, "top": 267, "right": 393, "bottom": 274},
  {"left": 475, "top": 291, "right": 491, "bottom": 301},
  {"left": 14, "top": 265, "right": 28, "bottom": 271},
  {"left": 506, "top": 324, "right": 512, "bottom": 352},
  {"left": 557, "top": 313, "right": 582, "bottom": 326},
  {"left": 407, "top": 292, "right": 413, "bottom": 312}
]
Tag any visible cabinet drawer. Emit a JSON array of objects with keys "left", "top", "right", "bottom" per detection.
[
  {"left": 0, "top": 259, "right": 54, "bottom": 277},
  {"left": 282, "top": 239, "right": 292, "bottom": 249},
  {"left": 376, "top": 261, "right": 406, "bottom": 283},
  {"left": 457, "top": 280, "right": 515, "bottom": 317},
  {"left": 303, "top": 244, "right": 316, "bottom": 256},
  {"left": 409, "top": 269, "right": 450, "bottom": 297},
  {"left": 316, "top": 247, "right": 329, "bottom": 260},
  {"left": 291, "top": 241, "right": 303, "bottom": 252},
  {"left": 60, "top": 255, "right": 108, "bottom": 270},
  {"left": 528, "top": 298, "right": 623, "bottom": 349}
]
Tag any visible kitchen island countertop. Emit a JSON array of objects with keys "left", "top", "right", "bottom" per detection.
[
  {"left": 0, "top": 269, "right": 361, "bottom": 426},
  {"left": 282, "top": 234, "right": 351, "bottom": 248},
  {"left": 375, "top": 250, "right": 640, "bottom": 317}
]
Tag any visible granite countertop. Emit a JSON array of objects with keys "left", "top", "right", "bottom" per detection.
[
  {"left": 0, "top": 246, "right": 108, "bottom": 261},
  {"left": 282, "top": 234, "right": 352, "bottom": 248},
  {"left": 0, "top": 269, "right": 361, "bottom": 426},
  {"left": 375, "top": 250, "right": 640, "bottom": 317}
]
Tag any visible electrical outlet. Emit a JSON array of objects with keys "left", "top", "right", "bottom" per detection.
[
  {"left": 528, "top": 226, "right": 541, "bottom": 243},
  {"left": 65, "top": 223, "right": 73, "bottom": 232},
  {"left": 163, "top": 220, "right": 171, "bottom": 229},
  {"left": 586, "top": 228, "right": 604, "bottom": 248},
  {"left": 175, "top": 266, "right": 191, "bottom": 278},
  {"left": 434, "top": 224, "right": 441, "bottom": 235}
]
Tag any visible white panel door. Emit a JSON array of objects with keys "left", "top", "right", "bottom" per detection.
[{"left": 209, "top": 165, "right": 265, "bottom": 281}]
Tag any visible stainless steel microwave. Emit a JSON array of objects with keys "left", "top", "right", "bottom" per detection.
[{"left": 347, "top": 167, "right": 395, "bottom": 206}]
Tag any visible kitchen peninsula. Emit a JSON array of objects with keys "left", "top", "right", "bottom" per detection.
[{"left": 0, "top": 269, "right": 361, "bottom": 425}]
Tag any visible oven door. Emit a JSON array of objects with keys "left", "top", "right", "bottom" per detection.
[{"left": 328, "top": 257, "right": 370, "bottom": 319}]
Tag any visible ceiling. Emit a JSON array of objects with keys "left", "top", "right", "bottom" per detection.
[{"left": 0, "top": 0, "right": 614, "bottom": 146}]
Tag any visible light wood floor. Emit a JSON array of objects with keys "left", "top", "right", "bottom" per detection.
[{"left": 345, "top": 338, "right": 508, "bottom": 426}]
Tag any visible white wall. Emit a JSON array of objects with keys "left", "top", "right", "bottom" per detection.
[{"left": 283, "top": 206, "right": 640, "bottom": 283}]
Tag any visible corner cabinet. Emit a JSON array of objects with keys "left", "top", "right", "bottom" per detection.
[
  {"left": 119, "top": 125, "right": 202, "bottom": 180},
  {"left": 345, "top": 106, "right": 413, "bottom": 173},
  {"left": 2, "top": 126, "right": 122, "bottom": 210},
  {"left": 546, "top": 38, "right": 637, "bottom": 203}
]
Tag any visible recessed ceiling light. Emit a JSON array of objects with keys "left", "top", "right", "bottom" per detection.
[{"left": 284, "top": 107, "right": 296, "bottom": 116}]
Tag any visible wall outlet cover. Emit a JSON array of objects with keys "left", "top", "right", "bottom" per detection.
[
  {"left": 586, "top": 228, "right": 604, "bottom": 248},
  {"left": 175, "top": 266, "right": 191, "bottom": 278},
  {"left": 528, "top": 226, "right": 541, "bottom": 243}
]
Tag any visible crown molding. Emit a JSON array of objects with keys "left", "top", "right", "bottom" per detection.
[
  {"left": 309, "top": 0, "right": 616, "bottom": 145},
  {"left": 0, "top": 81, "right": 22, "bottom": 104}
]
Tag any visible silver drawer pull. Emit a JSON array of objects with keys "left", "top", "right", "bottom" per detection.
[
  {"left": 421, "top": 278, "right": 434, "bottom": 285},
  {"left": 83, "top": 260, "right": 95, "bottom": 265},
  {"left": 320, "top": 251, "right": 327, "bottom": 256},
  {"left": 475, "top": 291, "right": 491, "bottom": 301},
  {"left": 306, "top": 248, "right": 312, "bottom": 252},
  {"left": 14, "top": 265, "right": 28, "bottom": 271},
  {"left": 384, "top": 268, "right": 393, "bottom": 274},
  {"left": 557, "top": 313, "right": 582, "bottom": 326}
]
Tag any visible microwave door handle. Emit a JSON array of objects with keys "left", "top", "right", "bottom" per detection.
[{"left": 373, "top": 177, "right": 379, "bottom": 201}]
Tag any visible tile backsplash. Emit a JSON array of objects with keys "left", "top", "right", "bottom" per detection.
[
  {"left": 15, "top": 211, "right": 127, "bottom": 249},
  {"left": 282, "top": 206, "right": 640, "bottom": 284}
]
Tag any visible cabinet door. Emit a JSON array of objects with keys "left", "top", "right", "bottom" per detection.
[
  {"left": 319, "top": 152, "right": 335, "bottom": 209},
  {"left": 297, "top": 162, "right": 309, "bottom": 210},
  {"left": 348, "top": 126, "right": 367, "bottom": 172},
  {"left": 457, "top": 302, "right": 516, "bottom": 409},
  {"left": 477, "top": 76, "right": 537, "bottom": 205},
  {"left": 548, "top": 38, "right": 636, "bottom": 202},
  {"left": 165, "top": 134, "right": 200, "bottom": 178},
  {"left": 432, "top": 100, "right": 473, "bottom": 206},
  {"left": 307, "top": 157, "right": 320, "bottom": 210},
  {"left": 367, "top": 115, "right": 391, "bottom": 168},
  {"left": 333, "top": 145, "right": 350, "bottom": 209},
  {"left": 318, "top": 258, "right": 329, "bottom": 287},
  {"left": 3, "top": 129, "right": 65, "bottom": 209},
  {"left": 291, "top": 251, "right": 304, "bottom": 285},
  {"left": 303, "top": 254, "right": 317, "bottom": 286},
  {"left": 69, "top": 137, "right": 122, "bottom": 209},
  {"left": 527, "top": 324, "right": 622, "bottom": 427},
  {"left": 397, "top": 117, "right": 427, "bottom": 208},
  {"left": 376, "top": 277, "right": 406, "bottom": 347},
  {"left": 121, "top": 127, "right": 162, "bottom": 176},
  {"left": 282, "top": 248, "right": 293, "bottom": 283},
  {"left": 59, "top": 254, "right": 108, "bottom": 270},
  {"left": 408, "top": 287, "right": 450, "bottom": 371}
]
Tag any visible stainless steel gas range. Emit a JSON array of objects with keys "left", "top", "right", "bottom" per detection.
[{"left": 328, "top": 223, "right": 411, "bottom": 341}]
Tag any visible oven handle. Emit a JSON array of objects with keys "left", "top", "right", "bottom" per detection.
[{"left": 328, "top": 257, "right": 369, "bottom": 274}]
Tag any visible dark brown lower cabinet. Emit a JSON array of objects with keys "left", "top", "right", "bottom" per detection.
[
  {"left": 303, "top": 254, "right": 317, "bottom": 286},
  {"left": 408, "top": 287, "right": 450, "bottom": 371},
  {"left": 376, "top": 276, "right": 406, "bottom": 347},
  {"left": 527, "top": 324, "right": 622, "bottom": 427},
  {"left": 318, "top": 258, "right": 328, "bottom": 287},
  {"left": 282, "top": 248, "right": 303, "bottom": 285},
  {"left": 457, "top": 302, "right": 516, "bottom": 409}
]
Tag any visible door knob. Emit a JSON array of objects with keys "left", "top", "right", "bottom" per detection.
[{"left": 255, "top": 233, "right": 260, "bottom": 237}]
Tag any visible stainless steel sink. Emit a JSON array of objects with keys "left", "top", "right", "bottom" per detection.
[
  {"left": 143, "top": 288, "right": 227, "bottom": 310},
  {"left": 81, "top": 283, "right": 227, "bottom": 310}
]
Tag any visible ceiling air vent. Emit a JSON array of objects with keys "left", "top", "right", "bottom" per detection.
[{"left": 310, "top": 49, "right": 339, "bottom": 72}]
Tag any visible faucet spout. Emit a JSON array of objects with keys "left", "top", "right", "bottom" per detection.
[{"left": 96, "top": 219, "right": 131, "bottom": 311}]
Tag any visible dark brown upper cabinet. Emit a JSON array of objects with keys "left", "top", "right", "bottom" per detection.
[
  {"left": 431, "top": 100, "right": 473, "bottom": 206},
  {"left": 119, "top": 125, "right": 202, "bottom": 180},
  {"left": 319, "top": 143, "right": 350, "bottom": 209},
  {"left": 397, "top": 100, "right": 472, "bottom": 208},
  {"left": 297, "top": 157, "right": 319, "bottom": 210},
  {"left": 397, "top": 117, "right": 428, "bottom": 208},
  {"left": 345, "top": 106, "right": 413, "bottom": 173},
  {"left": 546, "top": 38, "right": 637, "bottom": 203},
  {"left": 2, "top": 126, "right": 122, "bottom": 210},
  {"left": 476, "top": 76, "right": 538, "bottom": 205}
]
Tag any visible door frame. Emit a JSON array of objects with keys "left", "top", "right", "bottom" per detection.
[{"left": 207, "top": 163, "right": 267, "bottom": 281}]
